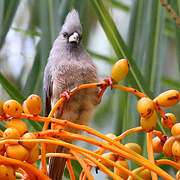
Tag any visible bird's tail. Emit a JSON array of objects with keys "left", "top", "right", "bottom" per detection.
[{"left": 49, "top": 146, "right": 68, "bottom": 180}]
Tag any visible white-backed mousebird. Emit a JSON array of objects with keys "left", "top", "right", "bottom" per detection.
[{"left": 43, "top": 9, "right": 99, "bottom": 180}]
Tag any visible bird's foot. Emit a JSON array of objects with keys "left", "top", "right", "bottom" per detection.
[
  {"left": 60, "top": 90, "right": 70, "bottom": 101},
  {"left": 97, "top": 78, "right": 113, "bottom": 104},
  {"left": 103, "top": 77, "right": 113, "bottom": 86}
]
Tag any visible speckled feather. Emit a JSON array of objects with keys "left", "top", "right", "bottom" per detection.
[{"left": 43, "top": 9, "right": 98, "bottom": 180}]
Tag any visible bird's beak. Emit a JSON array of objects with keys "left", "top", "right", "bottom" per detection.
[{"left": 68, "top": 32, "right": 80, "bottom": 44}]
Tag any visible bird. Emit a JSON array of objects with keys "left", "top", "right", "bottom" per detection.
[{"left": 43, "top": 9, "right": 99, "bottom": 180}]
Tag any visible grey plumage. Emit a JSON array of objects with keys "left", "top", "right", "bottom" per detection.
[{"left": 43, "top": 9, "right": 98, "bottom": 180}]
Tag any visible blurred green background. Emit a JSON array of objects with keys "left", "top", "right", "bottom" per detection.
[{"left": 0, "top": 0, "right": 180, "bottom": 179}]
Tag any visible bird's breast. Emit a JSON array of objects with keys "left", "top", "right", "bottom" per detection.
[{"left": 52, "top": 61, "right": 96, "bottom": 90}]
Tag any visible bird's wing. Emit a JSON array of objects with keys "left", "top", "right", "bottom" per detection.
[{"left": 43, "top": 63, "right": 53, "bottom": 117}]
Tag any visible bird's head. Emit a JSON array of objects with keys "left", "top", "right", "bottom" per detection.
[{"left": 60, "top": 9, "right": 82, "bottom": 47}]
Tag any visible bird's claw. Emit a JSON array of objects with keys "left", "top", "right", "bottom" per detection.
[
  {"left": 60, "top": 90, "right": 70, "bottom": 101},
  {"left": 103, "top": 78, "right": 113, "bottom": 86}
]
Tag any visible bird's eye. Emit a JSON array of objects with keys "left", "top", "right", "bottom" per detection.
[{"left": 63, "top": 32, "right": 68, "bottom": 38}]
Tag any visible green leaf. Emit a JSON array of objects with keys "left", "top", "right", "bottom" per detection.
[
  {"left": 24, "top": 119, "right": 43, "bottom": 132},
  {"left": 64, "top": 160, "right": 82, "bottom": 179},
  {"left": 127, "top": 0, "right": 152, "bottom": 65},
  {"left": 0, "top": 0, "right": 20, "bottom": 49},
  {"left": 171, "top": 1, "right": 180, "bottom": 77},
  {"left": 0, "top": 121, "right": 6, "bottom": 132},
  {"left": 108, "top": 0, "right": 129, "bottom": 12},
  {"left": 11, "top": 27, "right": 41, "bottom": 37},
  {"left": 144, "top": 1, "right": 165, "bottom": 94},
  {"left": 23, "top": 42, "right": 41, "bottom": 96},
  {"left": 126, "top": 0, "right": 148, "bottom": 161},
  {"left": 90, "top": 0, "right": 153, "bottom": 97},
  {"left": 0, "top": 72, "right": 25, "bottom": 103},
  {"left": 161, "top": 76, "right": 180, "bottom": 89},
  {"left": 87, "top": 49, "right": 115, "bottom": 64}
]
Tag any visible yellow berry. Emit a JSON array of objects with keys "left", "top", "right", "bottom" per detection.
[
  {"left": 6, "top": 144, "right": 29, "bottom": 161},
  {"left": 137, "top": 97, "right": 154, "bottom": 118},
  {"left": 103, "top": 133, "right": 117, "bottom": 144},
  {"left": 163, "top": 136, "right": 175, "bottom": 157},
  {"left": 172, "top": 140, "right": 180, "bottom": 157},
  {"left": 176, "top": 170, "right": 180, "bottom": 180},
  {"left": 106, "top": 133, "right": 116, "bottom": 139},
  {"left": 171, "top": 123, "right": 180, "bottom": 136},
  {"left": 110, "top": 59, "right": 129, "bottom": 82},
  {"left": 3, "top": 100, "right": 22, "bottom": 118},
  {"left": 21, "top": 133, "right": 36, "bottom": 149},
  {"left": 3, "top": 128, "right": 20, "bottom": 139},
  {"left": 0, "top": 164, "right": 16, "bottom": 180},
  {"left": 140, "top": 111, "right": 157, "bottom": 132},
  {"left": 22, "top": 100, "right": 29, "bottom": 114},
  {"left": 23, "top": 94, "right": 42, "bottom": 115},
  {"left": 105, "top": 133, "right": 116, "bottom": 139},
  {"left": 0, "top": 99, "right": 4, "bottom": 116},
  {"left": 161, "top": 113, "right": 177, "bottom": 129},
  {"left": 6, "top": 119, "right": 28, "bottom": 136},
  {"left": 26, "top": 143, "right": 39, "bottom": 164},
  {"left": 125, "top": 143, "right": 142, "bottom": 155},
  {"left": 154, "top": 90, "right": 180, "bottom": 107},
  {"left": 132, "top": 167, "right": 151, "bottom": 180},
  {"left": 98, "top": 152, "right": 117, "bottom": 168},
  {"left": 152, "top": 136, "right": 163, "bottom": 153},
  {"left": 114, "top": 160, "right": 129, "bottom": 179}
]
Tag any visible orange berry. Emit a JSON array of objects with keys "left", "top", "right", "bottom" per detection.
[
  {"left": 98, "top": 152, "right": 117, "bottom": 168},
  {"left": 22, "top": 100, "right": 29, "bottom": 114},
  {"left": 0, "top": 99, "right": 4, "bottom": 116},
  {"left": 6, "top": 119, "right": 28, "bottom": 136},
  {"left": 140, "top": 111, "right": 157, "bottom": 132},
  {"left": 26, "top": 143, "right": 39, "bottom": 164},
  {"left": 125, "top": 143, "right": 142, "bottom": 155},
  {"left": 0, "top": 164, "right": 16, "bottom": 180},
  {"left": 3, "top": 128, "right": 20, "bottom": 139},
  {"left": 23, "top": 94, "right": 42, "bottom": 115},
  {"left": 176, "top": 170, "right": 180, "bottom": 180},
  {"left": 152, "top": 136, "right": 163, "bottom": 153},
  {"left": 114, "top": 160, "right": 129, "bottom": 179},
  {"left": 111, "top": 59, "right": 129, "bottom": 82},
  {"left": 21, "top": 133, "right": 36, "bottom": 149},
  {"left": 137, "top": 98, "right": 154, "bottom": 118},
  {"left": 161, "top": 113, "right": 177, "bottom": 129},
  {"left": 6, "top": 144, "right": 29, "bottom": 161},
  {"left": 163, "top": 136, "right": 175, "bottom": 157},
  {"left": 172, "top": 140, "right": 180, "bottom": 157},
  {"left": 132, "top": 167, "right": 151, "bottom": 180},
  {"left": 153, "top": 90, "right": 180, "bottom": 107},
  {"left": 3, "top": 100, "right": 22, "bottom": 118},
  {"left": 171, "top": 123, "right": 180, "bottom": 136}
]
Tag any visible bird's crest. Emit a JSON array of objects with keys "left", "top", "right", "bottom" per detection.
[{"left": 61, "top": 9, "right": 82, "bottom": 34}]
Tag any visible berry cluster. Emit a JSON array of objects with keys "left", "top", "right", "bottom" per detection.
[
  {"left": 0, "top": 59, "right": 179, "bottom": 180},
  {"left": 0, "top": 95, "right": 42, "bottom": 179},
  {"left": 97, "top": 133, "right": 151, "bottom": 180}
]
